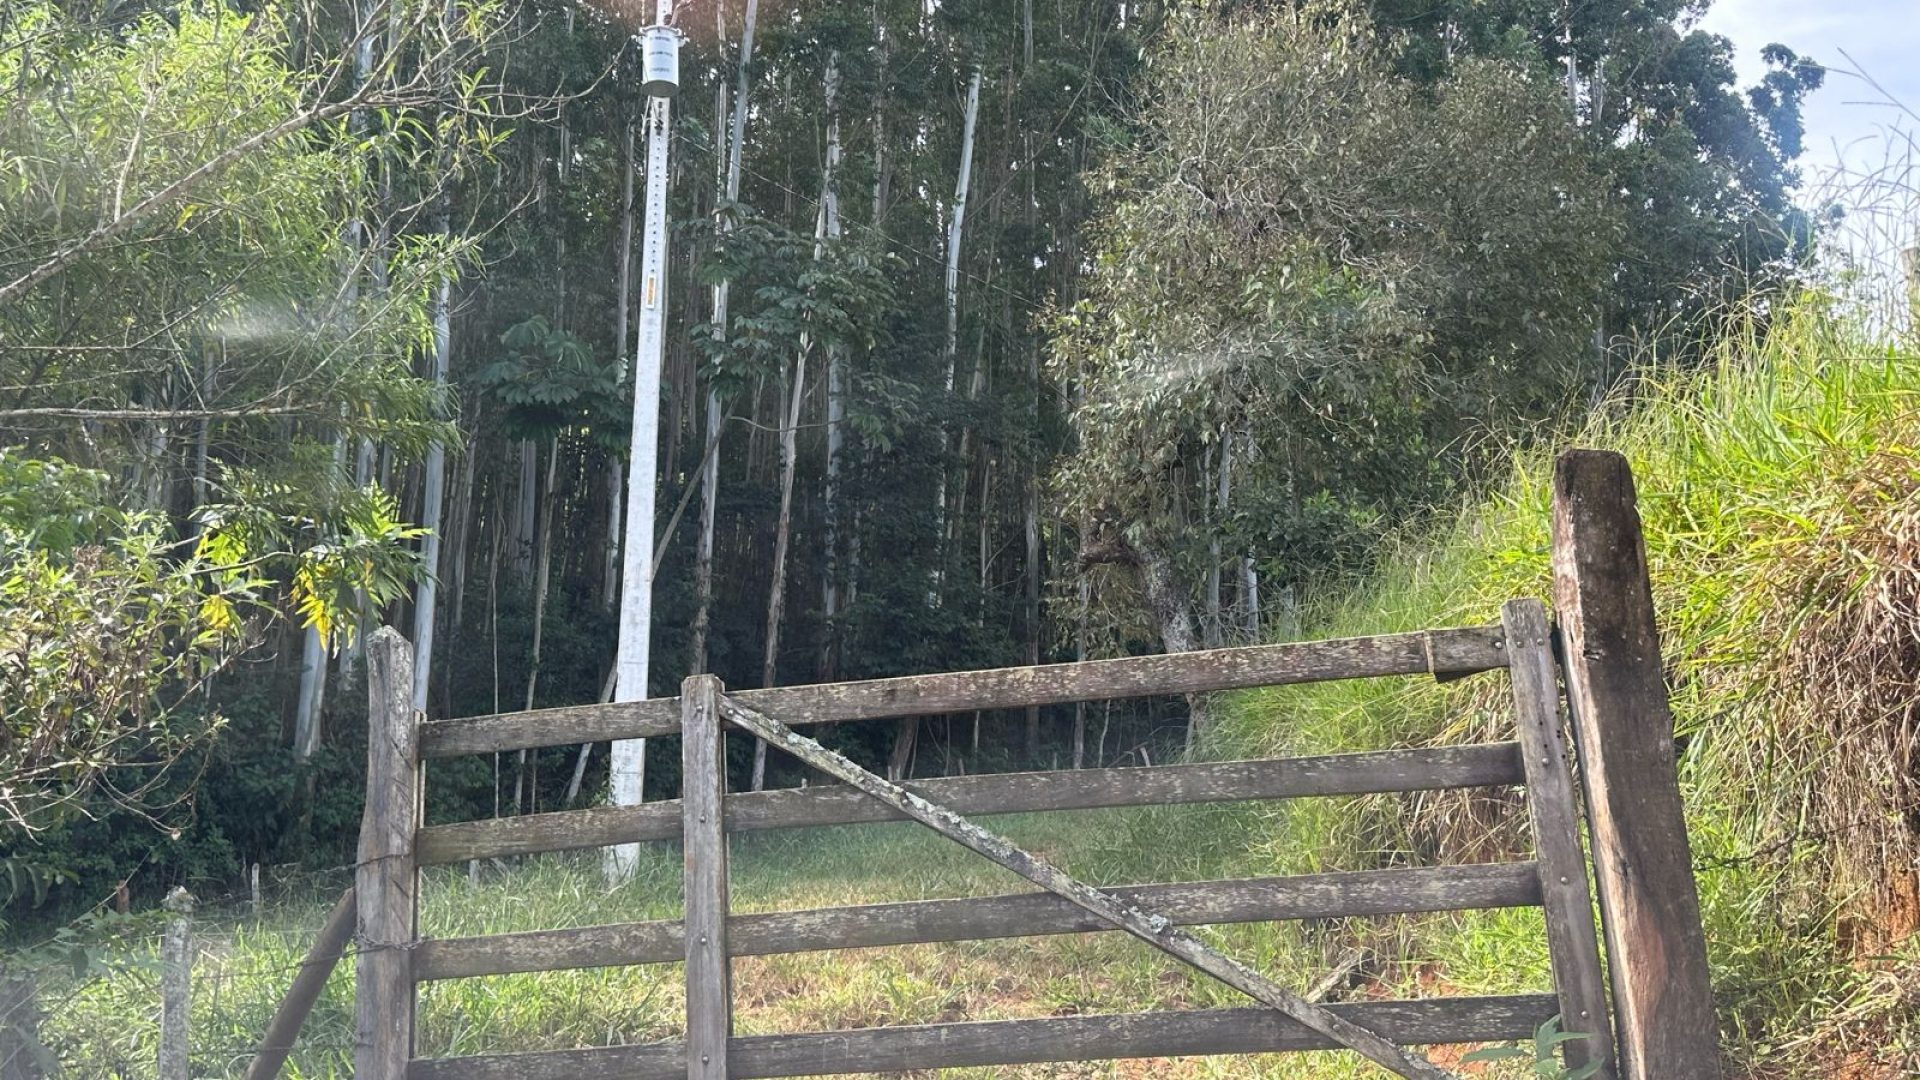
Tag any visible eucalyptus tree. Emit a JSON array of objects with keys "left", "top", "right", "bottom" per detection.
[
  {"left": 690, "top": 0, "right": 762, "bottom": 677},
  {"left": 1368, "top": 0, "right": 1827, "bottom": 350},
  {"left": 1052, "top": 6, "right": 1616, "bottom": 745},
  {"left": 476, "top": 315, "right": 620, "bottom": 808}
]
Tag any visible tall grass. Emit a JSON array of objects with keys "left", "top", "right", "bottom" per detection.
[
  {"left": 44, "top": 806, "right": 1395, "bottom": 1079},
  {"left": 1223, "top": 294, "right": 1920, "bottom": 1074}
]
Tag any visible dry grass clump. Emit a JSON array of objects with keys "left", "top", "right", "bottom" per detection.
[{"left": 1766, "top": 458, "right": 1920, "bottom": 947}]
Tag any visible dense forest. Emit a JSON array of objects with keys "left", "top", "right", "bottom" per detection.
[{"left": 1, "top": 0, "right": 1829, "bottom": 918}]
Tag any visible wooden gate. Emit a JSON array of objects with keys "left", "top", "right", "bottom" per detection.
[{"left": 339, "top": 450, "right": 1719, "bottom": 1080}]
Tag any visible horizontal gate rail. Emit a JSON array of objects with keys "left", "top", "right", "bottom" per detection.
[
  {"left": 417, "top": 624, "right": 1508, "bottom": 759},
  {"left": 415, "top": 742, "right": 1524, "bottom": 865},
  {"left": 407, "top": 994, "right": 1559, "bottom": 1080},
  {"left": 414, "top": 862, "right": 1544, "bottom": 981}
]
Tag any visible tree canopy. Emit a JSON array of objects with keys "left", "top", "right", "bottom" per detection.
[{"left": 0, "top": 0, "right": 1831, "bottom": 918}]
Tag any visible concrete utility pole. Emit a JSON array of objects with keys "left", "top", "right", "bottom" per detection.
[{"left": 608, "top": 3, "right": 679, "bottom": 882}]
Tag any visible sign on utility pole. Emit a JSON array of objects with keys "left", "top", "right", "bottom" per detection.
[{"left": 608, "top": 5, "right": 678, "bottom": 883}]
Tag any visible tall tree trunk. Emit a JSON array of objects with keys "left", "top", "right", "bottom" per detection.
[
  {"left": 603, "top": 457, "right": 625, "bottom": 611},
  {"left": 447, "top": 431, "right": 477, "bottom": 634},
  {"left": 1204, "top": 440, "right": 1224, "bottom": 648},
  {"left": 523, "top": 438, "right": 561, "bottom": 713},
  {"left": 888, "top": 717, "right": 916, "bottom": 781},
  {"left": 515, "top": 437, "right": 560, "bottom": 814},
  {"left": 1024, "top": 349, "right": 1042, "bottom": 758},
  {"left": 410, "top": 222, "right": 452, "bottom": 712},
  {"left": 757, "top": 63, "right": 837, "bottom": 786},
  {"left": 187, "top": 352, "right": 214, "bottom": 538},
  {"left": 292, "top": 625, "right": 326, "bottom": 761},
  {"left": 819, "top": 54, "right": 846, "bottom": 682},
  {"left": 754, "top": 349, "right": 806, "bottom": 791},
  {"left": 1237, "top": 427, "right": 1260, "bottom": 640},
  {"left": 870, "top": 8, "right": 890, "bottom": 225},
  {"left": 689, "top": 0, "right": 759, "bottom": 674},
  {"left": 1083, "top": 530, "right": 1212, "bottom": 752},
  {"left": 553, "top": 4, "right": 575, "bottom": 329},
  {"left": 930, "top": 69, "right": 982, "bottom": 600},
  {"left": 689, "top": 392, "right": 723, "bottom": 672},
  {"left": 514, "top": 439, "right": 537, "bottom": 580},
  {"left": 1135, "top": 538, "right": 1211, "bottom": 751},
  {"left": 294, "top": 432, "right": 351, "bottom": 758},
  {"left": 951, "top": 318, "right": 990, "bottom": 551},
  {"left": 1072, "top": 574, "right": 1089, "bottom": 768},
  {"left": 1242, "top": 563, "right": 1261, "bottom": 637}
]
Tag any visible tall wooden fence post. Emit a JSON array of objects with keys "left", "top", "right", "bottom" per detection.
[
  {"left": 357, "top": 628, "right": 419, "bottom": 1080},
  {"left": 158, "top": 887, "right": 193, "bottom": 1080},
  {"left": 682, "top": 674, "right": 731, "bottom": 1079},
  {"left": 1550, "top": 450, "right": 1720, "bottom": 1079}
]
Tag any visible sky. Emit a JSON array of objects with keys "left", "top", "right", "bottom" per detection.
[
  {"left": 1696, "top": 0, "right": 1920, "bottom": 279},
  {"left": 1698, "top": 0, "right": 1918, "bottom": 164}
]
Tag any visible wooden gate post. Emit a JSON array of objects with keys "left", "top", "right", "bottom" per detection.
[
  {"left": 358, "top": 628, "right": 419, "bottom": 1080},
  {"left": 682, "top": 674, "right": 731, "bottom": 1079},
  {"left": 1550, "top": 450, "right": 1720, "bottom": 1079}
]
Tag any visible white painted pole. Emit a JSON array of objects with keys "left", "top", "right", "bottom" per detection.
[{"left": 608, "top": 11, "right": 677, "bottom": 882}]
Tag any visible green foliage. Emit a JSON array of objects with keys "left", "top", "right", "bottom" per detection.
[
  {"left": 0, "top": 448, "right": 423, "bottom": 924},
  {"left": 1053, "top": 2, "right": 1615, "bottom": 605},
  {"left": 196, "top": 474, "right": 430, "bottom": 650},
  {"left": 478, "top": 315, "right": 621, "bottom": 443},
  {"left": 691, "top": 209, "right": 900, "bottom": 397},
  {"left": 0, "top": 453, "right": 246, "bottom": 843},
  {"left": 286, "top": 489, "right": 430, "bottom": 648},
  {"left": 1461, "top": 1016, "right": 1601, "bottom": 1079},
  {"left": 1367, "top": 0, "right": 1827, "bottom": 334},
  {"left": 0, "top": 0, "right": 480, "bottom": 476},
  {"left": 0, "top": 456, "right": 115, "bottom": 553}
]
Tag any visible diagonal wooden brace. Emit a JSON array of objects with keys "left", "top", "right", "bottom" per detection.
[{"left": 715, "top": 696, "right": 1461, "bottom": 1080}]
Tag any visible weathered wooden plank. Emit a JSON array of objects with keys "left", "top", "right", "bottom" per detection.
[
  {"left": 715, "top": 696, "right": 1459, "bottom": 1080},
  {"left": 357, "top": 629, "right": 418, "bottom": 1080},
  {"left": 1503, "top": 599, "right": 1615, "bottom": 1078},
  {"left": 407, "top": 995, "right": 1557, "bottom": 1080},
  {"left": 1551, "top": 451, "right": 1720, "bottom": 1080},
  {"left": 246, "top": 887, "right": 356, "bottom": 1080},
  {"left": 416, "top": 743, "right": 1524, "bottom": 865},
  {"left": 414, "top": 863, "right": 1542, "bottom": 981},
  {"left": 418, "top": 626, "right": 1508, "bottom": 758},
  {"left": 681, "top": 676, "right": 730, "bottom": 1080}
]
